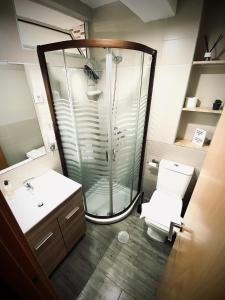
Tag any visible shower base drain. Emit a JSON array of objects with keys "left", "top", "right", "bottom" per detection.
[{"left": 118, "top": 231, "right": 129, "bottom": 243}]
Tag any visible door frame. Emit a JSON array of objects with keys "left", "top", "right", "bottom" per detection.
[{"left": 0, "top": 190, "right": 59, "bottom": 299}]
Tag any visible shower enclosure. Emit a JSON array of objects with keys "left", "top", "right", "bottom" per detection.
[{"left": 37, "top": 39, "right": 156, "bottom": 223}]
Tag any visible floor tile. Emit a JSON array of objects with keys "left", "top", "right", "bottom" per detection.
[
  {"left": 119, "top": 291, "right": 135, "bottom": 300},
  {"left": 78, "top": 269, "right": 122, "bottom": 300},
  {"left": 51, "top": 206, "right": 171, "bottom": 300}
]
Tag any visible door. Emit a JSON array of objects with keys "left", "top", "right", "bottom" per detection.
[
  {"left": 157, "top": 110, "right": 225, "bottom": 299},
  {"left": 110, "top": 48, "right": 144, "bottom": 214},
  {"left": 0, "top": 147, "right": 8, "bottom": 170},
  {"left": 45, "top": 48, "right": 112, "bottom": 217}
]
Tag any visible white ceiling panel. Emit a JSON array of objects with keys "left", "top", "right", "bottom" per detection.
[
  {"left": 120, "top": 0, "right": 177, "bottom": 22},
  {"left": 82, "top": 0, "right": 177, "bottom": 22},
  {"left": 80, "top": 0, "right": 117, "bottom": 9}
]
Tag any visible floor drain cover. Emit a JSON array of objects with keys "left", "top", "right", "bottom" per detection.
[{"left": 118, "top": 231, "right": 129, "bottom": 243}]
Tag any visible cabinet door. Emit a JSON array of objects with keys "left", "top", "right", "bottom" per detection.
[
  {"left": 58, "top": 192, "right": 86, "bottom": 252},
  {"left": 26, "top": 219, "right": 66, "bottom": 275}
]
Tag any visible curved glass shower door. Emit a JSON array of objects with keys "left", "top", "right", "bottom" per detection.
[
  {"left": 45, "top": 48, "right": 113, "bottom": 216},
  {"left": 110, "top": 48, "right": 145, "bottom": 214},
  {"left": 39, "top": 40, "right": 155, "bottom": 222}
]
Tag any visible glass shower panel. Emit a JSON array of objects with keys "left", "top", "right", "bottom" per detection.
[
  {"left": 45, "top": 50, "right": 82, "bottom": 184},
  {"left": 110, "top": 48, "right": 144, "bottom": 213},
  {"left": 63, "top": 48, "right": 112, "bottom": 216},
  {"left": 40, "top": 41, "right": 155, "bottom": 222},
  {"left": 131, "top": 53, "right": 152, "bottom": 199}
]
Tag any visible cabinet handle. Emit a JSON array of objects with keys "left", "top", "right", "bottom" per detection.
[
  {"left": 65, "top": 206, "right": 80, "bottom": 220},
  {"left": 34, "top": 232, "right": 53, "bottom": 251}
]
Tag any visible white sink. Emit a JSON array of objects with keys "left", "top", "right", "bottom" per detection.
[{"left": 6, "top": 170, "right": 81, "bottom": 233}]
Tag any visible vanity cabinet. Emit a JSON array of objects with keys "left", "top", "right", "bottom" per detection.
[
  {"left": 26, "top": 190, "right": 86, "bottom": 275},
  {"left": 58, "top": 192, "right": 86, "bottom": 252}
]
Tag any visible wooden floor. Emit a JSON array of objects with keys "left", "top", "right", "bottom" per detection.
[{"left": 51, "top": 208, "right": 171, "bottom": 300}]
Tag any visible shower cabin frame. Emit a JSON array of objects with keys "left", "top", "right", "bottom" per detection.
[{"left": 37, "top": 39, "right": 157, "bottom": 223}]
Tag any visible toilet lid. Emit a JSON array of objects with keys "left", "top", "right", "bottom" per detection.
[{"left": 142, "top": 190, "right": 182, "bottom": 229}]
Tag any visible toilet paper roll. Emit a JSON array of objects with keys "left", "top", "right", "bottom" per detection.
[{"left": 148, "top": 162, "right": 158, "bottom": 169}]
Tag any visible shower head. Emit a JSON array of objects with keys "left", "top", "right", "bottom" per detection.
[{"left": 112, "top": 52, "right": 123, "bottom": 64}]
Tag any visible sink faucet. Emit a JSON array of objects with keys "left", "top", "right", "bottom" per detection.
[{"left": 23, "top": 177, "right": 35, "bottom": 191}]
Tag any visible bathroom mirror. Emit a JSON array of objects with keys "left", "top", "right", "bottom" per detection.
[{"left": 0, "top": 63, "right": 45, "bottom": 172}]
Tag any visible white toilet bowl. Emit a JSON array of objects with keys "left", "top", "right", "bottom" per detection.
[
  {"left": 140, "top": 159, "right": 194, "bottom": 242},
  {"left": 141, "top": 190, "right": 182, "bottom": 242}
]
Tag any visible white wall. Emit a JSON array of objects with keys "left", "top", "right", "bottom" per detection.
[
  {"left": 0, "top": 0, "right": 91, "bottom": 190},
  {"left": 0, "top": 64, "right": 44, "bottom": 165},
  {"left": 90, "top": 0, "right": 206, "bottom": 201},
  {"left": 0, "top": 0, "right": 206, "bottom": 205},
  {"left": 195, "top": 0, "right": 225, "bottom": 61},
  {"left": 0, "top": 1, "right": 37, "bottom": 63},
  {"left": 176, "top": 0, "right": 225, "bottom": 153},
  {"left": 0, "top": 64, "right": 36, "bottom": 126},
  {"left": 90, "top": 0, "right": 203, "bottom": 144}
]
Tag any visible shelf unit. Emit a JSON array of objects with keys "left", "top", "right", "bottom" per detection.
[
  {"left": 175, "top": 139, "right": 209, "bottom": 151},
  {"left": 175, "top": 59, "right": 225, "bottom": 151},
  {"left": 182, "top": 107, "right": 222, "bottom": 114},
  {"left": 193, "top": 60, "right": 225, "bottom": 65}
]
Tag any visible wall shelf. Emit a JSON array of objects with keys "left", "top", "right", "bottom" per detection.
[
  {"left": 193, "top": 60, "right": 225, "bottom": 66},
  {"left": 175, "top": 139, "right": 209, "bottom": 151},
  {"left": 182, "top": 107, "right": 222, "bottom": 114}
]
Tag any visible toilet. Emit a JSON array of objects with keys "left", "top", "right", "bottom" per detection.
[{"left": 140, "top": 159, "right": 194, "bottom": 242}]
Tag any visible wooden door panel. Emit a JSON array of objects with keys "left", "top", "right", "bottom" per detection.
[
  {"left": 158, "top": 111, "right": 225, "bottom": 300},
  {"left": 26, "top": 219, "right": 66, "bottom": 275},
  {"left": 0, "top": 147, "right": 8, "bottom": 170},
  {"left": 0, "top": 191, "right": 59, "bottom": 299}
]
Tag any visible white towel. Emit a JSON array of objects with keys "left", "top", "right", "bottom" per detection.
[{"left": 26, "top": 146, "right": 46, "bottom": 159}]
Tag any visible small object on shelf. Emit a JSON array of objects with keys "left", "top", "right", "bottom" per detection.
[
  {"left": 185, "top": 97, "right": 198, "bottom": 108},
  {"left": 212, "top": 99, "right": 223, "bottom": 110},
  {"left": 192, "top": 128, "right": 207, "bottom": 146},
  {"left": 204, "top": 138, "right": 211, "bottom": 146},
  {"left": 204, "top": 52, "right": 212, "bottom": 60},
  {"left": 86, "top": 90, "right": 102, "bottom": 100},
  {"left": 203, "top": 33, "right": 223, "bottom": 61}
]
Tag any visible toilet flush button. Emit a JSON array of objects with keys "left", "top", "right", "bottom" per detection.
[{"left": 174, "top": 163, "right": 179, "bottom": 167}]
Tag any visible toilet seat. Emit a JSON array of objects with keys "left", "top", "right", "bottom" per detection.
[{"left": 142, "top": 190, "right": 182, "bottom": 231}]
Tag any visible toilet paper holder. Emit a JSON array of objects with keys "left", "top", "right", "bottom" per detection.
[{"left": 147, "top": 159, "right": 159, "bottom": 169}]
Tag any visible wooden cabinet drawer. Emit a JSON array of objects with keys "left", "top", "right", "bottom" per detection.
[
  {"left": 58, "top": 192, "right": 86, "bottom": 251},
  {"left": 26, "top": 219, "right": 66, "bottom": 275}
]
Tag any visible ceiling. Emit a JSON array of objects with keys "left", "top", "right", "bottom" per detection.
[
  {"left": 80, "top": 0, "right": 117, "bottom": 9},
  {"left": 81, "top": 0, "right": 177, "bottom": 22},
  {"left": 14, "top": 0, "right": 83, "bottom": 30}
]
